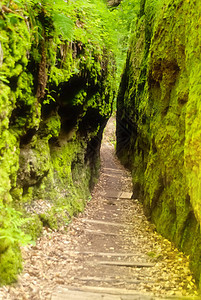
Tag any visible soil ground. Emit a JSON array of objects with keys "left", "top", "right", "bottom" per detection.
[{"left": 0, "top": 117, "right": 199, "bottom": 299}]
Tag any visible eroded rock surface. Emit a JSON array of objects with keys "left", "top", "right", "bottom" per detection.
[
  {"left": 0, "top": 0, "right": 115, "bottom": 284},
  {"left": 116, "top": 0, "right": 201, "bottom": 286}
]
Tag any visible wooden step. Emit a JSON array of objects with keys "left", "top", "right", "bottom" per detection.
[
  {"left": 105, "top": 190, "right": 121, "bottom": 199},
  {"left": 119, "top": 192, "right": 133, "bottom": 199},
  {"left": 65, "top": 251, "right": 145, "bottom": 257},
  {"left": 51, "top": 286, "right": 199, "bottom": 300},
  {"left": 74, "top": 276, "right": 153, "bottom": 284},
  {"left": 84, "top": 228, "right": 134, "bottom": 237},
  {"left": 84, "top": 229, "right": 119, "bottom": 236},
  {"left": 104, "top": 173, "right": 123, "bottom": 178},
  {"left": 51, "top": 286, "right": 154, "bottom": 300},
  {"left": 96, "top": 261, "right": 154, "bottom": 268},
  {"left": 102, "top": 167, "right": 125, "bottom": 173},
  {"left": 81, "top": 219, "right": 130, "bottom": 227}
]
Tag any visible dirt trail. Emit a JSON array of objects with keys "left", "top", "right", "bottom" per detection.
[{"left": 0, "top": 117, "right": 199, "bottom": 299}]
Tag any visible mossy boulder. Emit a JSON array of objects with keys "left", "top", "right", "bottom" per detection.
[{"left": 117, "top": 0, "right": 201, "bottom": 286}]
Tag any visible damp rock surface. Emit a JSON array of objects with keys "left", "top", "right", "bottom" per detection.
[{"left": 116, "top": 0, "right": 201, "bottom": 287}]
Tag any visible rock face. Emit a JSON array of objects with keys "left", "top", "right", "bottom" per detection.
[
  {"left": 0, "top": 1, "right": 115, "bottom": 284},
  {"left": 117, "top": 0, "right": 201, "bottom": 286}
]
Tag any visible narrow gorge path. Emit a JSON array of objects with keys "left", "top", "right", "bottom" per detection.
[{"left": 0, "top": 118, "right": 199, "bottom": 300}]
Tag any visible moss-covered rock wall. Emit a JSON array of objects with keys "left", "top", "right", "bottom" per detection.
[
  {"left": 117, "top": 0, "right": 201, "bottom": 286},
  {"left": 0, "top": 0, "right": 115, "bottom": 284}
]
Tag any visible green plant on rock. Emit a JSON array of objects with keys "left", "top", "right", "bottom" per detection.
[
  {"left": 0, "top": 205, "right": 33, "bottom": 247},
  {"left": 2, "top": 0, "right": 74, "bottom": 40},
  {"left": 0, "top": 205, "right": 34, "bottom": 284}
]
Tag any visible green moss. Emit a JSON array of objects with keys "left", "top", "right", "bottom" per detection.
[
  {"left": 22, "top": 215, "right": 43, "bottom": 241},
  {"left": 39, "top": 211, "right": 59, "bottom": 229},
  {"left": 0, "top": 0, "right": 116, "bottom": 285},
  {"left": 0, "top": 235, "right": 12, "bottom": 254},
  {"left": 0, "top": 204, "right": 35, "bottom": 285},
  {"left": 0, "top": 130, "right": 20, "bottom": 204},
  {"left": 44, "top": 115, "right": 61, "bottom": 137},
  {"left": 0, "top": 15, "right": 30, "bottom": 79},
  {"left": 117, "top": 0, "right": 201, "bottom": 287},
  {"left": 17, "top": 138, "right": 51, "bottom": 188},
  {"left": 38, "top": 196, "right": 84, "bottom": 229},
  {"left": 0, "top": 244, "right": 22, "bottom": 285}
]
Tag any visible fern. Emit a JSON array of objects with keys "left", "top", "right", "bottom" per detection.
[
  {"left": 0, "top": 205, "right": 34, "bottom": 246},
  {"left": 0, "top": 74, "right": 9, "bottom": 83},
  {"left": 2, "top": 0, "right": 75, "bottom": 41},
  {"left": 53, "top": 12, "right": 74, "bottom": 40}
]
